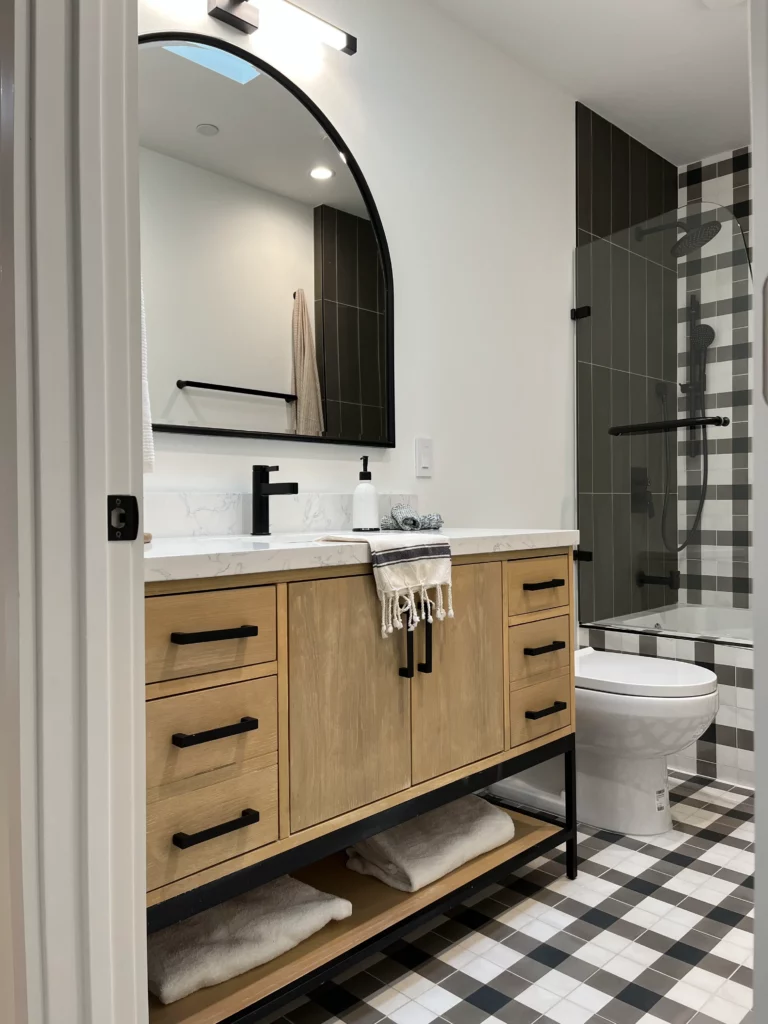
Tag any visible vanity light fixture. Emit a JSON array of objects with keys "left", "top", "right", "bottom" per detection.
[
  {"left": 207, "top": 0, "right": 357, "bottom": 54},
  {"left": 208, "top": 0, "right": 260, "bottom": 34},
  {"left": 310, "top": 166, "right": 334, "bottom": 180}
]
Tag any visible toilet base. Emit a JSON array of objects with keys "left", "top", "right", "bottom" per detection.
[{"left": 577, "top": 750, "right": 671, "bottom": 835}]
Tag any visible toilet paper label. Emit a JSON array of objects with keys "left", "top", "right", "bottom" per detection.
[{"left": 655, "top": 788, "right": 668, "bottom": 812}]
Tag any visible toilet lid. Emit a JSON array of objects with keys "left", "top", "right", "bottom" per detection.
[{"left": 575, "top": 648, "right": 718, "bottom": 698}]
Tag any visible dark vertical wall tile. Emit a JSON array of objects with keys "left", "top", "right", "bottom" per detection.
[
  {"left": 357, "top": 221, "right": 378, "bottom": 312},
  {"left": 647, "top": 377, "right": 665, "bottom": 494},
  {"left": 591, "top": 113, "right": 612, "bottom": 238},
  {"left": 321, "top": 205, "right": 337, "bottom": 301},
  {"left": 647, "top": 151, "right": 665, "bottom": 221},
  {"left": 340, "top": 401, "right": 362, "bottom": 441},
  {"left": 611, "top": 369, "right": 630, "bottom": 493},
  {"left": 337, "top": 303, "right": 360, "bottom": 404},
  {"left": 611, "top": 126, "right": 630, "bottom": 239},
  {"left": 336, "top": 211, "right": 358, "bottom": 307},
  {"left": 578, "top": 492, "right": 595, "bottom": 621},
  {"left": 322, "top": 300, "right": 339, "bottom": 401},
  {"left": 325, "top": 399, "right": 342, "bottom": 439},
  {"left": 361, "top": 404, "right": 383, "bottom": 443},
  {"left": 576, "top": 103, "right": 592, "bottom": 236},
  {"left": 593, "top": 495, "right": 615, "bottom": 620},
  {"left": 359, "top": 309, "right": 380, "bottom": 406},
  {"left": 611, "top": 245, "right": 630, "bottom": 371},
  {"left": 592, "top": 365, "right": 612, "bottom": 494},
  {"left": 629, "top": 252, "right": 647, "bottom": 374},
  {"left": 630, "top": 138, "right": 648, "bottom": 228},
  {"left": 646, "top": 261, "right": 664, "bottom": 379},
  {"left": 591, "top": 239, "right": 612, "bottom": 367},
  {"left": 578, "top": 362, "right": 593, "bottom": 494},
  {"left": 314, "top": 206, "right": 323, "bottom": 297},
  {"left": 629, "top": 371, "right": 648, "bottom": 482},
  {"left": 662, "top": 269, "right": 678, "bottom": 382},
  {"left": 576, "top": 235, "right": 592, "bottom": 363},
  {"left": 613, "top": 494, "right": 633, "bottom": 617},
  {"left": 314, "top": 298, "right": 325, "bottom": 397}
]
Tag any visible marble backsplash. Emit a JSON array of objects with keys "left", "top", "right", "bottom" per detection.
[{"left": 143, "top": 492, "right": 419, "bottom": 539}]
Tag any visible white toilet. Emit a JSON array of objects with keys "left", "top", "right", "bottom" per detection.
[{"left": 575, "top": 647, "right": 718, "bottom": 835}]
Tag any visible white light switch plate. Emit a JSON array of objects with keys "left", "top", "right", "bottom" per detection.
[{"left": 415, "top": 437, "right": 433, "bottom": 478}]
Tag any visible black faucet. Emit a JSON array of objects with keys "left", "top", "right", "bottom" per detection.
[{"left": 252, "top": 465, "right": 299, "bottom": 536}]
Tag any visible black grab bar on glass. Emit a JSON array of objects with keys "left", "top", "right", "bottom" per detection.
[
  {"left": 609, "top": 415, "right": 730, "bottom": 437},
  {"left": 177, "top": 380, "right": 297, "bottom": 403}
]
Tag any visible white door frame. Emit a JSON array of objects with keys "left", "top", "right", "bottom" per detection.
[{"left": 5, "top": 0, "right": 147, "bottom": 1020}]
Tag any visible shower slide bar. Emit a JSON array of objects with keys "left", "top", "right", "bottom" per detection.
[
  {"left": 176, "top": 380, "right": 298, "bottom": 403},
  {"left": 608, "top": 415, "right": 729, "bottom": 437}
]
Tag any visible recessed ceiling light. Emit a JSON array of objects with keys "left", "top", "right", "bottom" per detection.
[
  {"left": 196, "top": 123, "right": 219, "bottom": 136},
  {"left": 310, "top": 166, "right": 334, "bottom": 180}
]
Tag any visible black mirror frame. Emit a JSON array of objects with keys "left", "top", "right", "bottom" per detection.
[{"left": 139, "top": 31, "right": 395, "bottom": 449}]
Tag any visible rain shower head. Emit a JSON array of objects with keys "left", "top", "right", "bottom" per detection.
[
  {"left": 634, "top": 217, "right": 722, "bottom": 257},
  {"left": 670, "top": 220, "right": 722, "bottom": 258}
]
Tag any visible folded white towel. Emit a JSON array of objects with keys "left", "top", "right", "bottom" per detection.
[
  {"left": 322, "top": 532, "right": 453, "bottom": 637},
  {"left": 346, "top": 796, "right": 516, "bottom": 893},
  {"left": 147, "top": 876, "right": 352, "bottom": 1005}
]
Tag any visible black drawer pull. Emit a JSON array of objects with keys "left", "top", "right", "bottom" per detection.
[
  {"left": 524, "top": 640, "right": 567, "bottom": 657},
  {"left": 172, "top": 808, "right": 260, "bottom": 849},
  {"left": 172, "top": 717, "right": 259, "bottom": 748},
  {"left": 418, "top": 616, "right": 433, "bottom": 674},
  {"left": 170, "top": 624, "right": 259, "bottom": 645},
  {"left": 525, "top": 700, "right": 567, "bottom": 721},
  {"left": 523, "top": 578, "right": 565, "bottom": 592},
  {"left": 400, "top": 628, "right": 414, "bottom": 678}
]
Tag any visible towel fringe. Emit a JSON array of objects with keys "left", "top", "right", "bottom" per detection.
[{"left": 380, "top": 584, "right": 451, "bottom": 637}]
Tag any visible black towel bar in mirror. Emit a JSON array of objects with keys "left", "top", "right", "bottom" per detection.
[{"left": 176, "top": 380, "right": 297, "bottom": 403}]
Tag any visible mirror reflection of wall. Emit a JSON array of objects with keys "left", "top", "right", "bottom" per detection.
[{"left": 138, "top": 40, "right": 392, "bottom": 446}]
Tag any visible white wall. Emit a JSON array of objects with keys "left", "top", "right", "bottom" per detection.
[
  {"left": 140, "top": 147, "right": 314, "bottom": 434},
  {"left": 140, "top": 0, "right": 577, "bottom": 530}
]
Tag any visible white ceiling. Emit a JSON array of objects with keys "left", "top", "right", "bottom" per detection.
[
  {"left": 138, "top": 42, "right": 369, "bottom": 217},
  {"left": 431, "top": 0, "right": 750, "bottom": 166}
]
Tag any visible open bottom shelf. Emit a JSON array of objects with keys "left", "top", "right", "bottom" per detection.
[{"left": 148, "top": 808, "right": 563, "bottom": 1024}]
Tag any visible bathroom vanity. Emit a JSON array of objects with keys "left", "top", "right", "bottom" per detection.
[{"left": 144, "top": 528, "right": 579, "bottom": 1024}]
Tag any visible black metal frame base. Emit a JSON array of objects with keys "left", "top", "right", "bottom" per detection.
[{"left": 148, "top": 734, "right": 577, "bottom": 1023}]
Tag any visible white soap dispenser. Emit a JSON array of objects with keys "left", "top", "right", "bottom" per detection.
[{"left": 353, "top": 456, "right": 379, "bottom": 532}]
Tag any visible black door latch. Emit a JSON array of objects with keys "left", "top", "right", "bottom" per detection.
[{"left": 107, "top": 495, "right": 140, "bottom": 541}]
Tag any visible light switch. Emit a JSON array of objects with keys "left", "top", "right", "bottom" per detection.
[{"left": 415, "top": 437, "right": 433, "bottom": 478}]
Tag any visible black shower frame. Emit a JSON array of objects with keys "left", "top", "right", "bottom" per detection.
[{"left": 140, "top": 32, "right": 396, "bottom": 450}]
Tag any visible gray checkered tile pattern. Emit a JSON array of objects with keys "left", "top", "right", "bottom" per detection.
[
  {"left": 580, "top": 627, "right": 753, "bottom": 789},
  {"left": 677, "top": 149, "right": 752, "bottom": 609},
  {"left": 266, "top": 774, "right": 753, "bottom": 1024}
]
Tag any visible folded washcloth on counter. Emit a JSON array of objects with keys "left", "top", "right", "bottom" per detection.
[
  {"left": 346, "top": 796, "right": 516, "bottom": 892},
  {"left": 321, "top": 530, "right": 453, "bottom": 636},
  {"left": 147, "top": 876, "right": 352, "bottom": 1005},
  {"left": 380, "top": 502, "right": 444, "bottom": 531}
]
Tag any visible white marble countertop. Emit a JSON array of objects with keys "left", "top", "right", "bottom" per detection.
[{"left": 144, "top": 528, "right": 579, "bottom": 583}]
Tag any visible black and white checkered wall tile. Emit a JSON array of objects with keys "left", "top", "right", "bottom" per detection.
[
  {"left": 579, "top": 627, "right": 753, "bottom": 790},
  {"left": 677, "top": 149, "right": 753, "bottom": 609}
]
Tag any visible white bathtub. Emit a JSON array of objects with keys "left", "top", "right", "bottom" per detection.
[{"left": 597, "top": 604, "right": 752, "bottom": 645}]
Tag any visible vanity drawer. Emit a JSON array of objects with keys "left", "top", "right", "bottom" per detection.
[
  {"left": 146, "top": 763, "right": 278, "bottom": 891},
  {"left": 508, "top": 614, "right": 571, "bottom": 687},
  {"left": 510, "top": 676, "right": 572, "bottom": 748},
  {"left": 507, "top": 555, "right": 569, "bottom": 618},
  {"left": 145, "top": 586, "right": 277, "bottom": 683},
  {"left": 146, "top": 676, "right": 278, "bottom": 790}
]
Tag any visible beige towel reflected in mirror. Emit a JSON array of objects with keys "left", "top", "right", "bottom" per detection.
[{"left": 291, "top": 288, "right": 324, "bottom": 437}]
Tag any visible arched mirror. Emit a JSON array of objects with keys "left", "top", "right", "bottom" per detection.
[{"left": 138, "top": 35, "right": 394, "bottom": 446}]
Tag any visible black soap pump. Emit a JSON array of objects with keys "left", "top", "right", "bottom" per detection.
[{"left": 352, "top": 456, "right": 379, "bottom": 532}]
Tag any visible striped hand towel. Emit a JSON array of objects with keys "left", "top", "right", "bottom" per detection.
[{"left": 322, "top": 532, "right": 454, "bottom": 637}]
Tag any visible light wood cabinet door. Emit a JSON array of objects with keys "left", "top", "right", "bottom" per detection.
[
  {"left": 411, "top": 562, "right": 504, "bottom": 784},
  {"left": 288, "top": 575, "right": 412, "bottom": 832}
]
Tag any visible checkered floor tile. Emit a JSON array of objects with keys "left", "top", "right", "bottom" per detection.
[{"left": 268, "top": 773, "right": 754, "bottom": 1024}]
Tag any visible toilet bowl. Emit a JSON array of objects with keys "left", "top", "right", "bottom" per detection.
[{"left": 575, "top": 647, "right": 718, "bottom": 835}]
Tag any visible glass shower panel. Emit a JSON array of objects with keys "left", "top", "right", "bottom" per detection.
[{"left": 575, "top": 202, "right": 752, "bottom": 639}]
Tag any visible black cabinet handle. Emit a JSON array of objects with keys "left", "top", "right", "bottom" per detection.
[
  {"left": 525, "top": 700, "right": 567, "bottom": 721},
  {"left": 172, "top": 717, "right": 259, "bottom": 748},
  {"left": 400, "top": 628, "right": 414, "bottom": 678},
  {"left": 172, "top": 808, "right": 260, "bottom": 849},
  {"left": 523, "top": 578, "right": 565, "bottom": 592},
  {"left": 418, "top": 617, "right": 433, "bottom": 674},
  {"left": 170, "top": 624, "right": 259, "bottom": 645},
  {"left": 524, "top": 640, "right": 567, "bottom": 657}
]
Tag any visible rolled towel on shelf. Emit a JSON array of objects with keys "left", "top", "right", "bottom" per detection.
[
  {"left": 380, "top": 503, "right": 444, "bottom": 532},
  {"left": 346, "top": 795, "right": 516, "bottom": 892},
  {"left": 147, "top": 876, "right": 352, "bottom": 1005}
]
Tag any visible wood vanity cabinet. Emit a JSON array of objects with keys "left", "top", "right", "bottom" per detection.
[{"left": 144, "top": 547, "right": 576, "bottom": 1024}]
